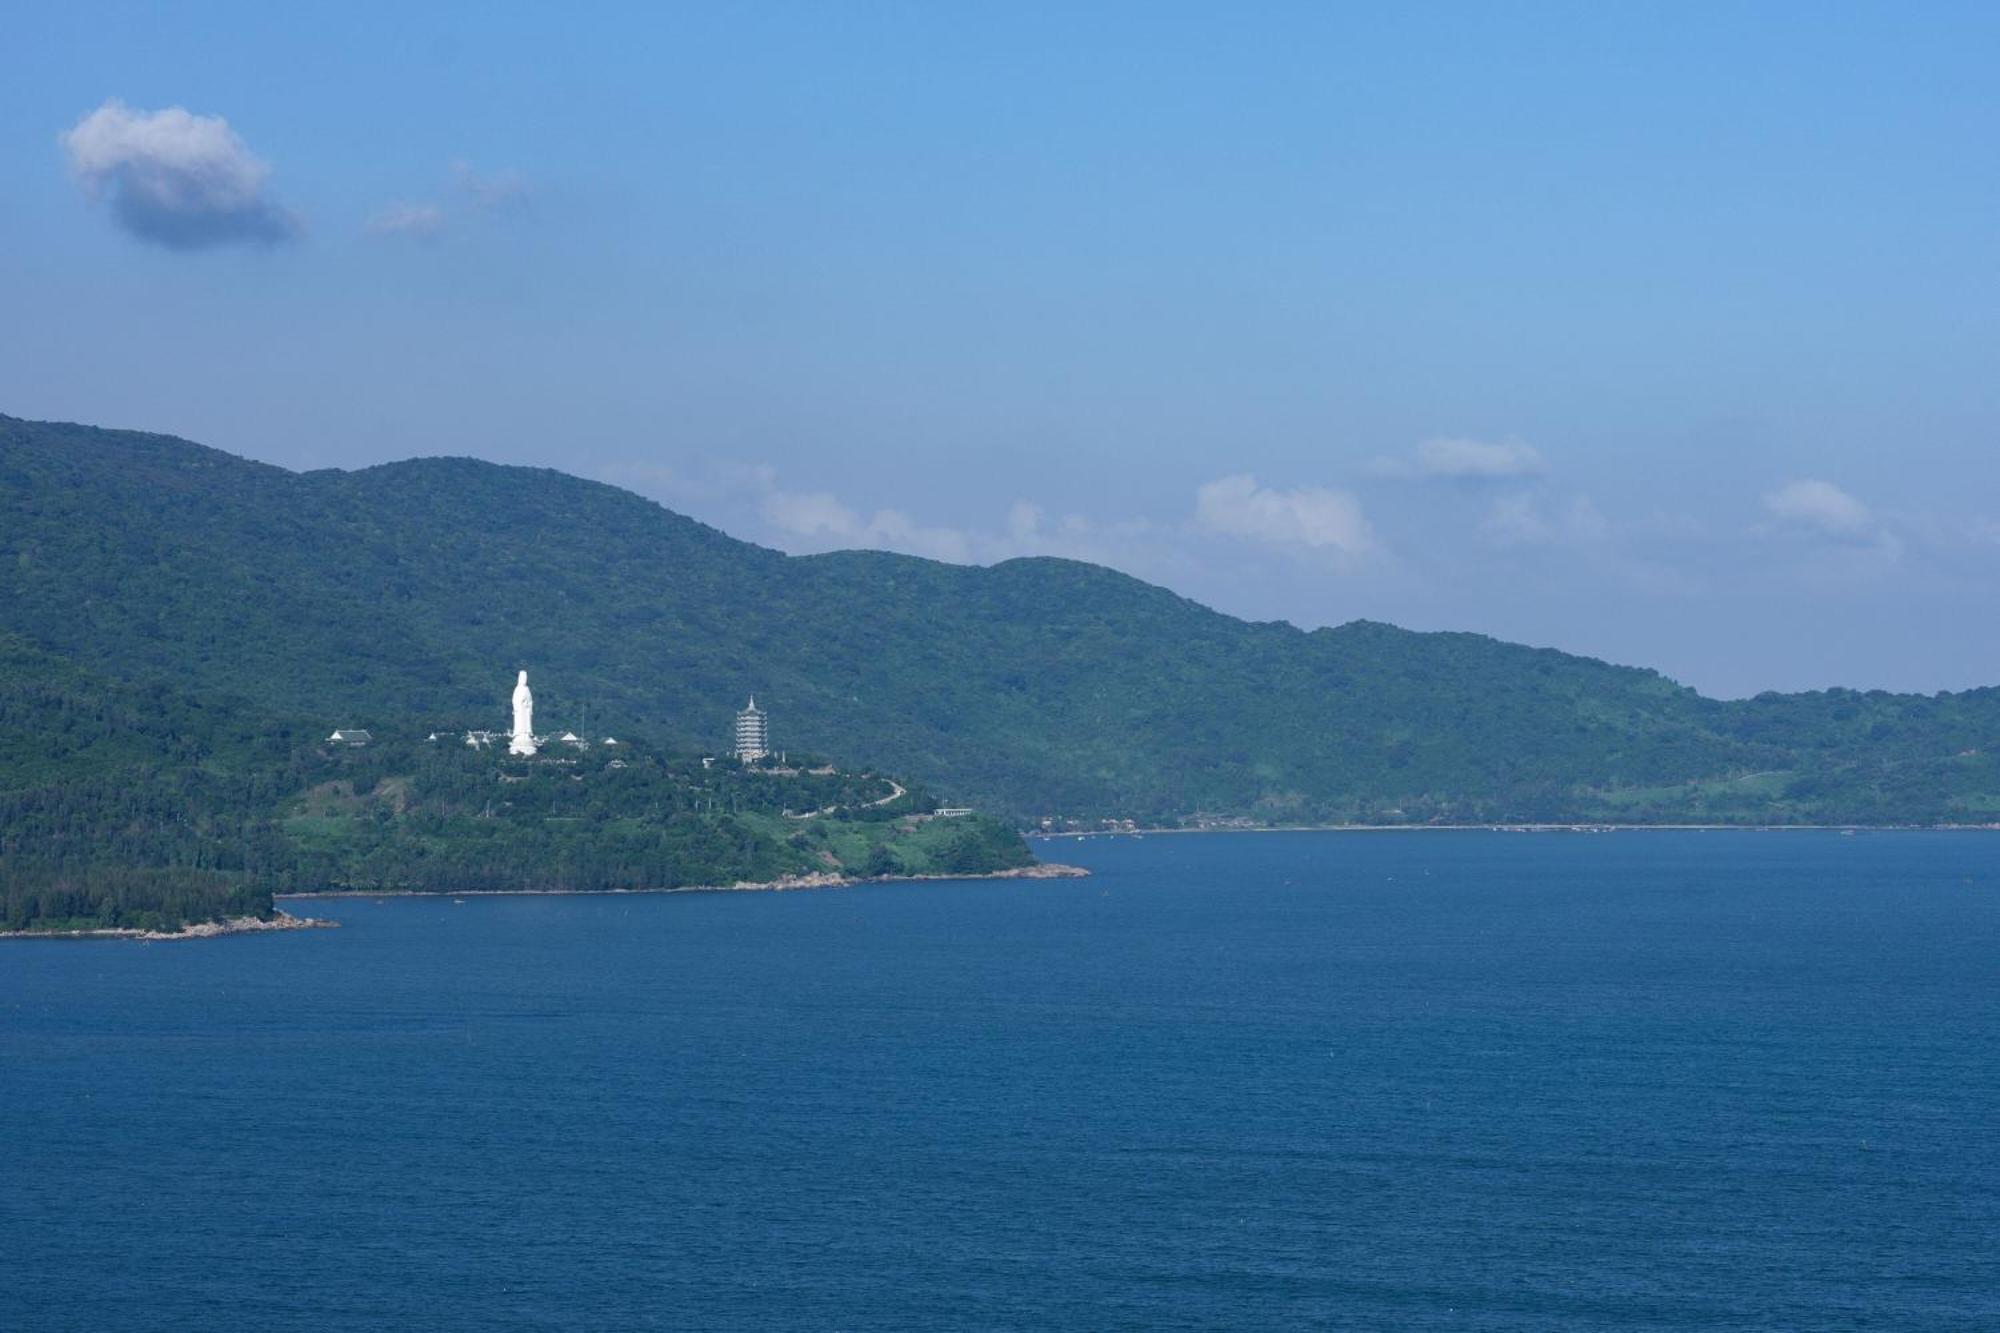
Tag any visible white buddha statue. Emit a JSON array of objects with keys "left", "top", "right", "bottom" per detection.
[{"left": 509, "top": 670, "right": 537, "bottom": 756}]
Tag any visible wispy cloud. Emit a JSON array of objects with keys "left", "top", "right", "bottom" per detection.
[
  {"left": 362, "top": 161, "right": 530, "bottom": 240},
  {"left": 451, "top": 160, "right": 530, "bottom": 210},
  {"left": 1370, "top": 436, "right": 1545, "bottom": 480},
  {"left": 1193, "top": 475, "right": 1376, "bottom": 561},
  {"left": 1764, "top": 479, "right": 1871, "bottom": 537},
  {"left": 1478, "top": 492, "right": 1609, "bottom": 548},
  {"left": 59, "top": 99, "right": 300, "bottom": 249}
]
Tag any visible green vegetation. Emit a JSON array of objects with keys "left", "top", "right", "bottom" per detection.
[
  {"left": 0, "top": 636, "right": 1031, "bottom": 933},
  {"left": 0, "top": 637, "right": 298, "bottom": 932},
  {"left": 271, "top": 738, "right": 1029, "bottom": 894},
  {"left": 6, "top": 409, "right": 2000, "bottom": 933}
]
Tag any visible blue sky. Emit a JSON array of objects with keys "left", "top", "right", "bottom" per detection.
[{"left": 7, "top": 2, "right": 2000, "bottom": 696}]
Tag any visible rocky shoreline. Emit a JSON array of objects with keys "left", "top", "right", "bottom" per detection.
[
  {"left": 283, "top": 861, "right": 1092, "bottom": 900},
  {"left": 709, "top": 862, "right": 1092, "bottom": 893},
  {"left": 1, "top": 910, "right": 339, "bottom": 942},
  {"left": 5, "top": 867, "right": 1090, "bottom": 939}
]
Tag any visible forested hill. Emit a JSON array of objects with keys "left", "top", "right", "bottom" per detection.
[
  {"left": 0, "top": 632, "right": 1038, "bottom": 933},
  {"left": 7, "top": 411, "right": 2000, "bottom": 825}
]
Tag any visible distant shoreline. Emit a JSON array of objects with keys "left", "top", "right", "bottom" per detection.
[
  {"left": 3, "top": 866, "right": 1089, "bottom": 940},
  {"left": 1, "top": 910, "right": 339, "bottom": 943},
  {"left": 278, "top": 861, "right": 1091, "bottom": 901},
  {"left": 1032, "top": 822, "right": 2000, "bottom": 838}
]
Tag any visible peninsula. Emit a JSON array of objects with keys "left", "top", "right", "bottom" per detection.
[{"left": 0, "top": 644, "right": 1054, "bottom": 936}]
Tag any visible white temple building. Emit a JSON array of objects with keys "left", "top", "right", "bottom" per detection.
[{"left": 734, "top": 697, "right": 769, "bottom": 762}]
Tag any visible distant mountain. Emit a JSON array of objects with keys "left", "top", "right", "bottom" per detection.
[{"left": 7, "top": 411, "right": 2000, "bottom": 826}]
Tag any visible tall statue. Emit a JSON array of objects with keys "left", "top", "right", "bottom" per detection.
[{"left": 509, "top": 669, "right": 537, "bottom": 756}]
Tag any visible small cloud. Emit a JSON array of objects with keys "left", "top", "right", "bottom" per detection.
[
  {"left": 1194, "top": 475, "right": 1375, "bottom": 560},
  {"left": 451, "top": 160, "right": 529, "bottom": 210},
  {"left": 1764, "top": 479, "right": 1872, "bottom": 538},
  {"left": 1762, "top": 478, "right": 1902, "bottom": 564},
  {"left": 366, "top": 202, "right": 446, "bottom": 240},
  {"left": 60, "top": 99, "right": 300, "bottom": 249}
]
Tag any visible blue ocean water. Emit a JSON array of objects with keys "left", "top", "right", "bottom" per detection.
[{"left": 3, "top": 830, "right": 1996, "bottom": 1331}]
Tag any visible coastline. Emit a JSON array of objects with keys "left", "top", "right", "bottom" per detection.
[
  {"left": 279, "top": 861, "right": 1091, "bottom": 901},
  {"left": 1, "top": 910, "right": 340, "bottom": 942}
]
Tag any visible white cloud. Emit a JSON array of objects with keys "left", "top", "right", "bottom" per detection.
[
  {"left": 1193, "top": 475, "right": 1376, "bottom": 559},
  {"left": 1764, "top": 479, "right": 1871, "bottom": 537},
  {"left": 366, "top": 202, "right": 446, "bottom": 240},
  {"left": 60, "top": 99, "right": 299, "bottom": 249},
  {"left": 1761, "top": 478, "right": 1903, "bottom": 565}
]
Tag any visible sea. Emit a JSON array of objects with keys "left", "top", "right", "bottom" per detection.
[{"left": 3, "top": 830, "right": 1996, "bottom": 1331}]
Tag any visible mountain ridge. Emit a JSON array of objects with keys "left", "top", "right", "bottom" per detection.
[{"left": 6, "top": 410, "right": 1999, "bottom": 825}]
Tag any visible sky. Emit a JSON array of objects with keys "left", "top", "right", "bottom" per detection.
[{"left": 6, "top": 2, "right": 2000, "bottom": 698}]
